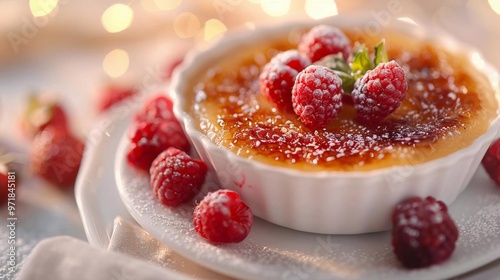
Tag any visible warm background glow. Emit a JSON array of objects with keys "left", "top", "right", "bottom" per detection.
[
  {"left": 174, "top": 12, "right": 200, "bottom": 38},
  {"left": 261, "top": 0, "right": 291, "bottom": 17},
  {"left": 305, "top": 0, "right": 338, "bottom": 19},
  {"left": 141, "top": 0, "right": 182, "bottom": 12},
  {"left": 101, "top": 4, "right": 134, "bottom": 33},
  {"left": 30, "top": 0, "right": 58, "bottom": 17},
  {"left": 103, "top": 49, "right": 129, "bottom": 78},
  {"left": 204, "top": 19, "right": 227, "bottom": 42},
  {"left": 488, "top": 0, "right": 500, "bottom": 14}
]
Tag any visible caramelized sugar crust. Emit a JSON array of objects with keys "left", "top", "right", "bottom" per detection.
[{"left": 188, "top": 29, "right": 498, "bottom": 171}]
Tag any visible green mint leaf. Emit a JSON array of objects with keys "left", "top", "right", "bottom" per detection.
[
  {"left": 314, "top": 54, "right": 356, "bottom": 93},
  {"left": 350, "top": 44, "right": 374, "bottom": 79},
  {"left": 314, "top": 54, "right": 351, "bottom": 73},
  {"left": 373, "top": 40, "right": 388, "bottom": 65},
  {"left": 333, "top": 71, "right": 356, "bottom": 94}
]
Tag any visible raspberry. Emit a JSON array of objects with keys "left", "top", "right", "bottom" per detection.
[
  {"left": 22, "top": 95, "right": 69, "bottom": 138},
  {"left": 481, "top": 138, "right": 500, "bottom": 186},
  {"left": 298, "top": 25, "right": 351, "bottom": 62},
  {"left": 272, "top": 50, "right": 311, "bottom": 72},
  {"left": 135, "top": 95, "right": 176, "bottom": 122},
  {"left": 352, "top": 60, "right": 408, "bottom": 125},
  {"left": 30, "top": 128, "right": 84, "bottom": 187},
  {"left": 391, "top": 196, "right": 459, "bottom": 268},
  {"left": 162, "top": 56, "right": 184, "bottom": 81},
  {"left": 291, "top": 65, "right": 343, "bottom": 129},
  {"left": 193, "top": 189, "right": 253, "bottom": 243},
  {"left": 259, "top": 51, "right": 310, "bottom": 111},
  {"left": 150, "top": 148, "right": 207, "bottom": 207},
  {"left": 96, "top": 84, "right": 137, "bottom": 113},
  {"left": 126, "top": 118, "right": 190, "bottom": 172},
  {"left": 0, "top": 167, "right": 9, "bottom": 205}
]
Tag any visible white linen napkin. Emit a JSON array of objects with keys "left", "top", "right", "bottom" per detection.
[
  {"left": 16, "top": 236, "right": 194, "bottom": 280},
  {"left": 107, "top": 217, "right": 233, "bottom": 280},
  {"left": 17, "top": 217, "right": 234, "bottom": 280}
]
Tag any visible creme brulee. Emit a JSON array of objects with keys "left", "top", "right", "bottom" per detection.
[{"left": 185, "top": 29, "right": 498, "bottom": 171}]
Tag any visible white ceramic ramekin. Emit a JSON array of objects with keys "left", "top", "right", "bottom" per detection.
[{"left": 170, "top": 15, "right": 500, "bottom": 234}]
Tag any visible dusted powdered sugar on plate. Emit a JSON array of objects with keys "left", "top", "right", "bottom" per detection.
[{"left": 115, "top": 132, "right": 500, "bottom": 280}]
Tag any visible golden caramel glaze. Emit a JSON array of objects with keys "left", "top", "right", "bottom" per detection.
[{"left": 187, "top": 29, "right": 498, "bottom": 171}]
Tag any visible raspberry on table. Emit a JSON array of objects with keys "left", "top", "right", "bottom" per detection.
[
  {"left": 0, "top": 170, "right": 7, "bottom": 205},
  {"left": 22, "top": 95, "right": 69, "bottom": 138},
  {"left": 126, "top": 118, "right": 190, "bottom": 172},
  {"left": 30, "top": 128, "right": 84, "bottom": 187},
  {"left": 193, "top": 189, "right": 254, "bottom": 243},
  {"left": 391, "top": 196, "right": 459, "bottom": 268},
  {"left": 150, "top": 147, "right": 207, "bottom": 207},
  {"left": 291, "top": 65, "right": 343, "bottom": 129},
  {"left": 298, "top": 25, "right": 351, "bottom": 62},
  {"left": 481, "top": 138, "right": 500, "bottom": 186},
  {"left": 352, "top": 60, "right": 408, "bottom": 125},
  {"left": 259, "top": 51, "right": 310, "bottom": 111}
]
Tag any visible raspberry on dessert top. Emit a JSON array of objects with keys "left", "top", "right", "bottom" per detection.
[{"left": 188, "top": 26, "right": 498, "bottom": 171}]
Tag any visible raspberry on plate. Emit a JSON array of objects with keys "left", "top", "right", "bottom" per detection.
[
  {"left": 127, "top": 118, "right": 190, "bottom": 172},
  {"left": 150, "top": 147, "right": 207, "bottom": 207},
  {"left": 391, "top": 196, "right": 459, "bottom": 268},
  {"left": 292, "top": 65, "right": 343, "bottom": 129},
  {"left": 481, "top": 138, "right": 500, "bottom": 186},
  {"left": 298, "top": 25, "right": 351, "bottom": 62},
  {"left": 259, "top": 51, "right": 310, "bottom": 111},
  {"left": 193, "top": 189, "right": 254, "bottom": 243},
  {"left": 352, "top": 60, "right": 408, "bottom": 125}
]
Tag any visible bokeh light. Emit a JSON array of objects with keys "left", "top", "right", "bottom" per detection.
[
  {"left": 471, "top": 51, "right": 486, "bottom": 70},
  {"left": 141, "top": 0, "right": 182, "bottom": 12},
  {"left": 30, "top": 0, "right": 58, "bottom": 17},
  {"left": 174, "top": 12, "right": 200, "bottom": 38},
  {"left": 103, "top": 49, "right": 130, "bottom": 78},
  {"left": 204, "top": 19, "right": 227, "bottom": 42},
  {"left": 305, "top": 0, "right": 338, "bottom": 19},
  {"left": 397, "top": 17, "right": 418, "bottom": 25},
  {"left": 261, "top": 0, "right": 291, "bottom": 17},
  {"left": 101, "top": 4, "right": 134, "bottom": 33},
  {"left": 488, "top": 0, "right": 500, "bottom": 15}
]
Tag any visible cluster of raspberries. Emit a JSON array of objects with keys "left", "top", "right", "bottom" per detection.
[
  {"left": 127, "top": 95, "right": 253, "bottom": 244},
  {"left": 259, "top": 25, "right": 408, "bottom": 129}
]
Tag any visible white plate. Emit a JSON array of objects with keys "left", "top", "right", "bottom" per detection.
[
  {"left": 114, "top": 127, "right": 500, "bottom": 280},
  {"left": 75, "top": 106, "right": 137, "bottom": 248}
]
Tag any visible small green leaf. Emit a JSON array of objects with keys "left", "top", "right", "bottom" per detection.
[
  {"left": 350, "top": 44, "right": 374, "bottom": 78},
  {"left": 333, "top": 71, "right": 356, "bottom": 94},
  {"left": 373, "top": 40, "right": 388, "bottom": 65},
  {"left": 314, "top": 54, "right": 350, "bottom": 73}
]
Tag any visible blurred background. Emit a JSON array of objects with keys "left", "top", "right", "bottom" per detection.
[
  {"left": 0, "top": 0, "right": 500, "bottom": 277},
  {"left": 1, "top": 0, "right": 500, "bottom": 134}
]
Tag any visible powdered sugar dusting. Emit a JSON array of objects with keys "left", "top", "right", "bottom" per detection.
[
  {"left": 299, "top": 25, "right": 351, "bottom": 61},
  {"left": 117, "top": 135, "right": 500, "bottom": 280},
  {"left": 456, "top": 196, "right": 500, "bottom": 248},
  {"left": 194, "top": 40, "right": 483, "bottom": 170}
]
